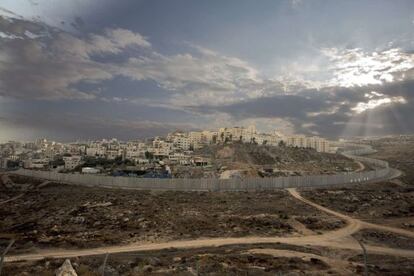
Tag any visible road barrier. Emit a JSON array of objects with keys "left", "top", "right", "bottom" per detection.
[{"left": 13, "top": 143, "right": 392, "bottom": 191}]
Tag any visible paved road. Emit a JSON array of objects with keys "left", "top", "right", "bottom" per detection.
[{"left": 5, "top": 187, "right": 414, "bottom": 263}]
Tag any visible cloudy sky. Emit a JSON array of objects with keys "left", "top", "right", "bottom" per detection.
[{"left": 1, "top": 0, "right": 414, "bottom": 142}]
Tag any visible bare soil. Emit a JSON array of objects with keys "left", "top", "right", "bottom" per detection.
[
  {"left": 8, "top": 174, "right": 44, "bottom": 185},
  {"left": 353, "top": 228, "right": 414, "bottom": 251},
  {"left": 301, "top": 136, "right": 414, "bottom": 230},
  {"left": 349, "top": 253, "right": 414, "bottom": 275},
  {"left": 301, "top": 181, "right": 414, "bottom": 226},
  {"left": 0, "top": 243, "right": 363, "bottom": 276},
  {"left": 186, "top": 143, "right": 359, "bottom": 178},
  {"left": 368, "top": 136, "right": 414, "bottom": 184},
  {"left": 4, "top": 243, "right": 414, "bottom": 275},
  {"left": 2, "top": 136, "right": 414, "bottom": 275},
  {"left": 0, "top": 177, "right": 344, "bottom": 254}
]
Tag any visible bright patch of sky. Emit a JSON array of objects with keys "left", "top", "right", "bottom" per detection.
[
  {"left": 323, "top": 48, "right": 414, "bottom": 87},
  {"left": 352, "top": 91, "right": 407, "bottom": 114}
]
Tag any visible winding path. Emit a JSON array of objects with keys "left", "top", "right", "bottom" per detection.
[
  {"left": 5, "top": 187, "right": 414, "bottom": 263},
  {"left": 3, "top": 144, "right": 413, "bottom": 263}
]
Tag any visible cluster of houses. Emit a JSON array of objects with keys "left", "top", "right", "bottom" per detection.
[{"left": 0, "top": 125, "right": 331, "bottom": 175}]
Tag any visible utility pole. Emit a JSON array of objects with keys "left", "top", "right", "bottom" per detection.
[
  {"left": 0, "top": 239, "right": 15, "bottom": 276},
  {"left": 355, "top": 238, "right": 368, "bottom": 276},
  {"left": 101, "top": 253, "right": 109, "bottom": 276}
]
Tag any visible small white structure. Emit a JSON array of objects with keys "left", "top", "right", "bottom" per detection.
[
  {"left": 23, "top": 158, "right": 49, "bottom": 169},
  {"left": 82, "top": 167, "right": 100, "bottom": 174}
]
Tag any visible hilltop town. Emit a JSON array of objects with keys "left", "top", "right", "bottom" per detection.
[{"left": 0, "top": 125, "right": 341, "bottom": 179}]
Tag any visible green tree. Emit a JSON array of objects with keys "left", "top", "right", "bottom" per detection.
[{"left": 145, "top": 151, "right": 154, "bottom": 160}]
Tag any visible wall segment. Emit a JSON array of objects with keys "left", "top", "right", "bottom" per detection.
[{"left": 13, "top": 143, "right": 393, "bottom": 191}]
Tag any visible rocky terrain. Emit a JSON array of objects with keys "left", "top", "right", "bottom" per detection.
[
  {"left": 4, "top": 243, "right": 414, "bottom": 276},
  {"left": 301, "top": 182, "right": 414, "bottom": 228},
  {"left": 353, "top": 228, "right": 414, "bottom": 251},
  {"left": 0, "top": 176, "right": 344, "bottom": 255},
  {"left": 186, "top": 143, "right": 359, "bottom": 178},
  {"left": 368, "top": 135, "right": 414, "bottom": 184},
  {"left": 2, "top": 136, "right": 414, "bottom": 275},
  {"left": 301, "top": 136, "right": 414, "bottom": 230}
]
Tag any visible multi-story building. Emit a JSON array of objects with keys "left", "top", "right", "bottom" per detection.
[
  {"left": 106, "top": 149, "right": 121, "bottom": 160},
  {"left": 189, "top": 132, "right": 203, "bottom": 149},
  {"left": 314, "top": 138, "right": 330, "bottom": 153},
  {"left": 218, "top": 125, "right": 258, "bottom": 143},
  {"left": 86, "top": 147, "right": 107, "bottom": 157},
  {"left": 169, "top": 153, "right": 190, "bottom": 165},
  {"left": 285, "top": 135, "right": 330, "bottom": 153},
  {"left": 63, "top": 155, "right": 83, "bottom": 170},
  {"left": 286, "top": 135, "right": 307, "bottom": 148},
  {"left": 202, "top": 130, "right": 217, "bottom": 144},
  {"left": 173, "top": 135, "right": 191, "bottom": 150}
]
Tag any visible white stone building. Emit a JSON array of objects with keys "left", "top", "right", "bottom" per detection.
[{"left": 63, "top": 156, "right": 83, "bottom": 170}]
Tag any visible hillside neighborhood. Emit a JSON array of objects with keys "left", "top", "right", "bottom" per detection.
[{"left": 0, "top": 125, "right": 332, "bottom": 178}]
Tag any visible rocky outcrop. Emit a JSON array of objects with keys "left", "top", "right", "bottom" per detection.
[{"left": 55, "top": 259, "right": 77, "bottom": 276}]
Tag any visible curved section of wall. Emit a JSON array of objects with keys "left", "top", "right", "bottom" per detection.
[
  {"left": 14, "top": 143, "right": 392, "bottom": 191},
  {"left": 336, "top": 142, "right": 389, "bottom": 169}
]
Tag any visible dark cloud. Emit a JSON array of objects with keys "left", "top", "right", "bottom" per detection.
[
  {"left": 190, "top": 80, "right": 414, "bottom": 138},
  {"left": 1, "top": 1, "right": 414, "bottom": 141}
]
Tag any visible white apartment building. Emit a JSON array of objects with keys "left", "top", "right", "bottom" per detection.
[
  {"left": 125, "top": 148, "right": 142, "bottom": 160},
  {"left": 203, "top": 130, "right": 218, "bottom": 144},
  {"left": 285, "top": 135, "right": 330, "bottom": 153},
  {"left": 314, "top": 138, "right": 330, "bottom": 153},
  {"left": 86, "top": 147, "right": 106, "bottom": 157},
  {"left": 153, "top": 147, "right": 171, "bottom": 158},
  {"left": 106, "top": 149, "right": 121, "bottom": 160},
  {"left": 66, "top": 144, "right": 85, "bottom": 155},
  {"left": 189, "top": 132, "right": 203, "bottom": 149},
  {"left": 173, "top": 135, "right": 191, "bottom": 150},
  {"left": 287, "top": 135, "right": 307, "bottom": 148},
  {"left": 151, "top": 138, "right": 173, "bottom": 158},
  {"left": 218, "top": 125, "right": 258, "bottom": 143},
  {"left": 169, "top": 152, "right": 191, "bottom": 165},
  {"left": 63, "top": 156, "right": 83, "bottom": 170}
]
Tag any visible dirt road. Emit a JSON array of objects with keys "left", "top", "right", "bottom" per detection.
[
  {"left": 355, "top": 160, "right": 365, "bottom": 172},
  {"left": 5, "top": 187, "right": 414, "bottom": 263}
]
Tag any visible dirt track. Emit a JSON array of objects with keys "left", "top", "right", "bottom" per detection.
[{"left": 5, "top": 187, "right": 414, "bottom": 263}]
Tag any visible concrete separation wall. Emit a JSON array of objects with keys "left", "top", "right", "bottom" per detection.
[{"left": 13, "top": 143, "right": 392, "bottom": 191}]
